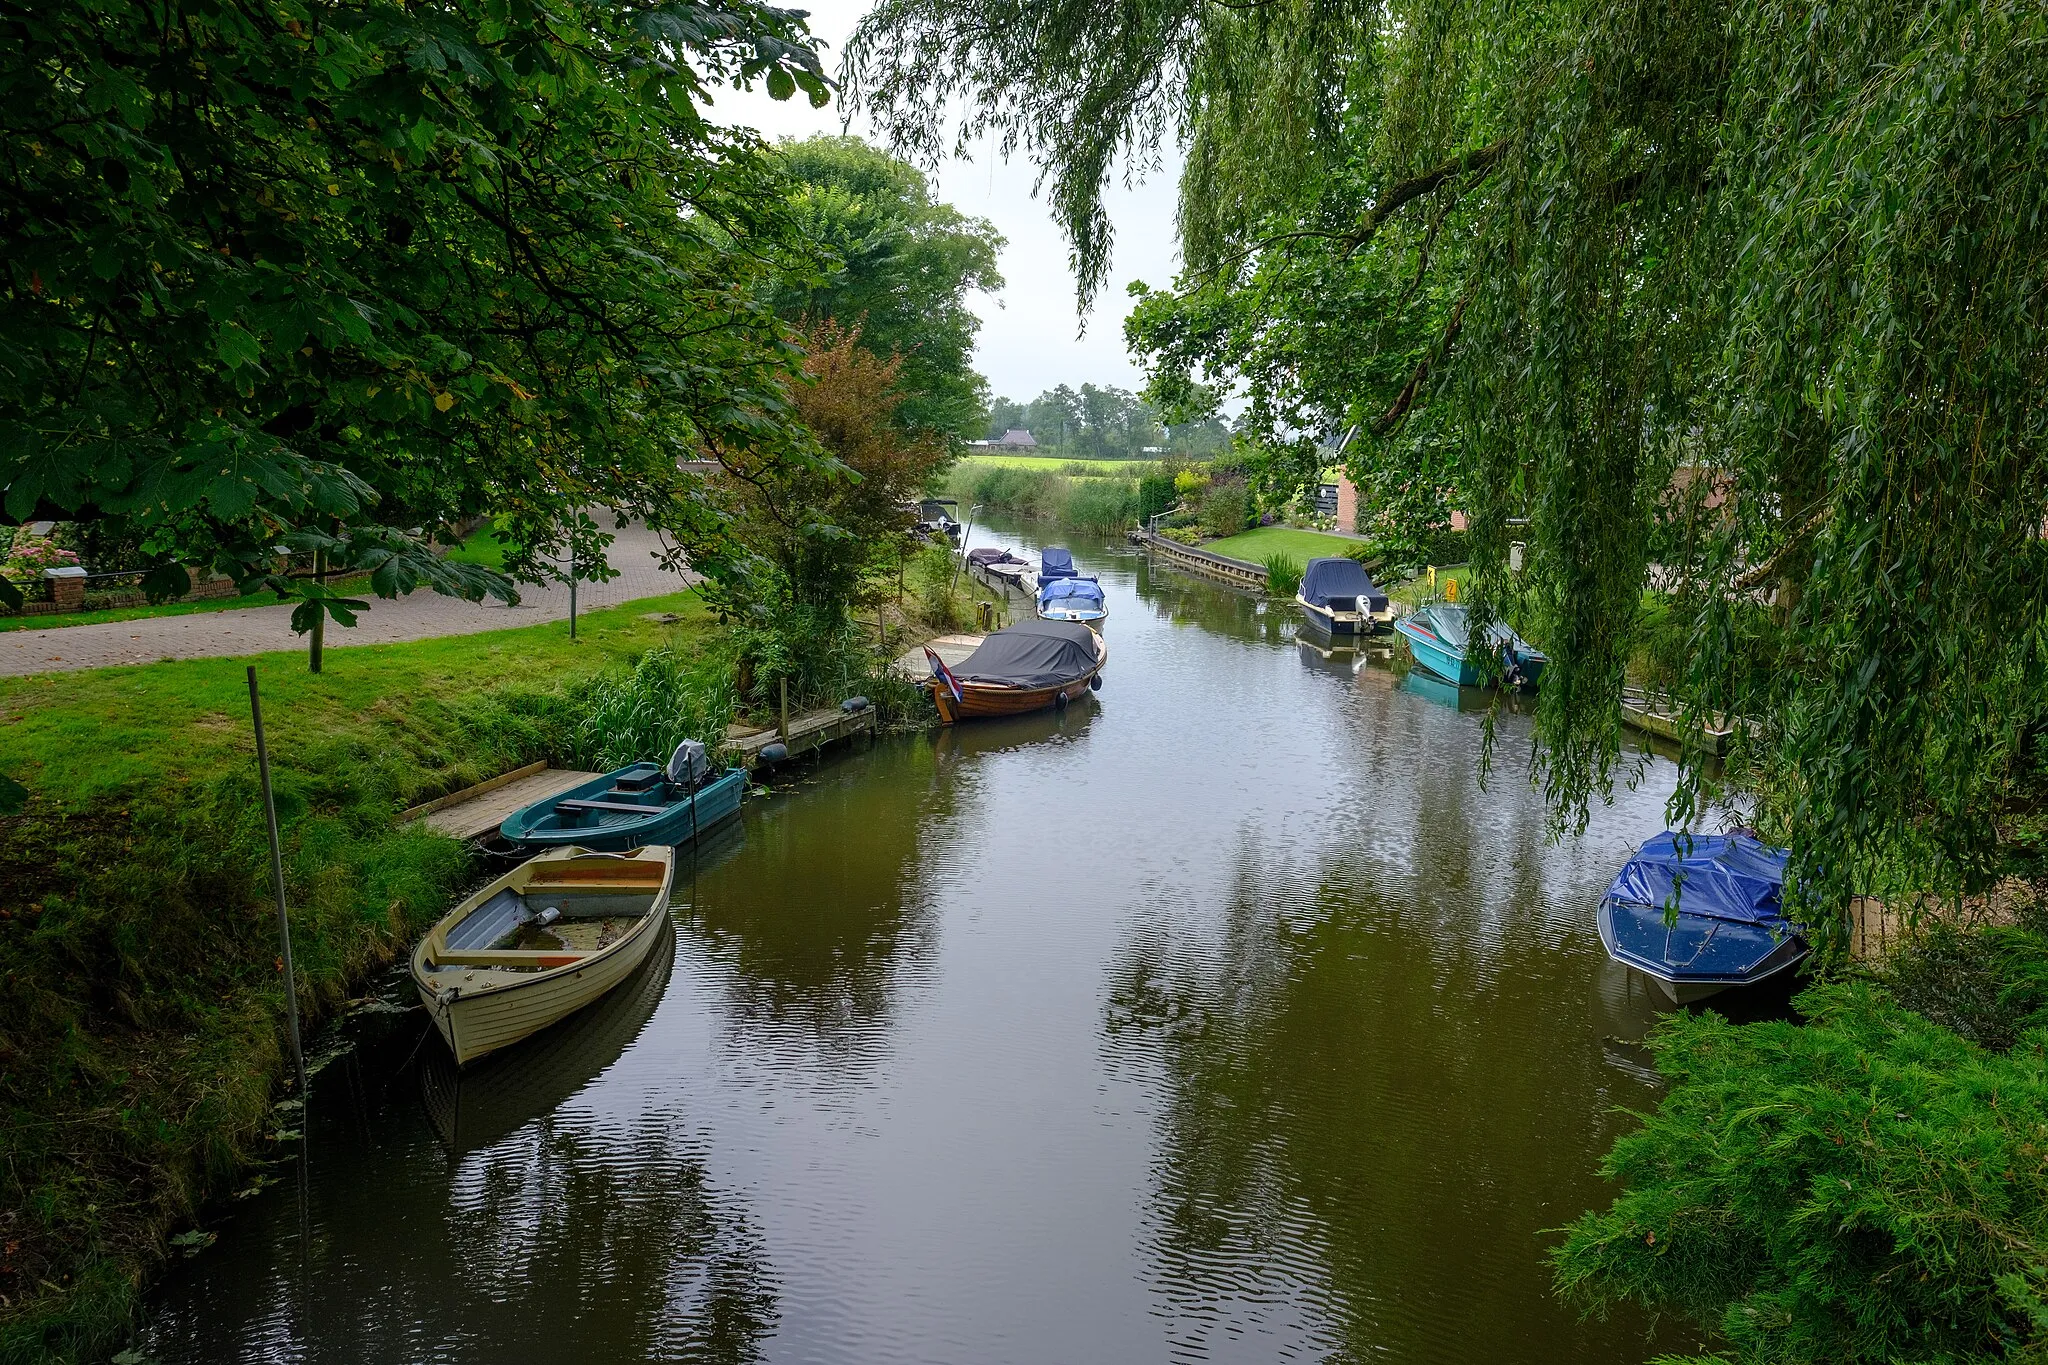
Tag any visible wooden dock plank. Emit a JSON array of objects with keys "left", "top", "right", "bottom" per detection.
[
  {"left": 418, "top": 768, "right": 603, "bottom": 841},
  {"left": 732, "top": 704, "right": 879, "bottom": 766},
  {"left": 890, "top": 633, "right": 985, "bottom": 680}
]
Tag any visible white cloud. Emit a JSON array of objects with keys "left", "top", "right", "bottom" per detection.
[{"left": 709, "top": 0, "right": 1184, "bottom": 405}]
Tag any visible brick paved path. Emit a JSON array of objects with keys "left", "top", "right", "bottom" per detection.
[{"left": 0, "top": 523, "right": 698, "bottom": 676}]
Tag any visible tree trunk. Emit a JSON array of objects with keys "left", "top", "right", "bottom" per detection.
[{"left": 308, "top": 548, "right": 325, "bottom": 674}]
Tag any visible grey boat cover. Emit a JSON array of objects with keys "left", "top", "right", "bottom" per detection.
[
  {"left": 967, "top": 547, "right": 1026, "bottom": 567},
  {"left": 1417, "top": 603, "right": 1545, "bottom": 660},
  {"left": 954, "top": 619, "right": 1100, "bottom": 687},
  {"left": 1299, "top": 557, "right": 1388, "bottom": 611}
]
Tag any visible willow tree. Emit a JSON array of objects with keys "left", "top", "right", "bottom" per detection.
[{"left": 847, "top": 0, "right": 2048, "bottom": 932}]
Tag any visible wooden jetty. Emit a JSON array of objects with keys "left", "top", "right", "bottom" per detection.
[
  {"left": 406, "top": 764, "right": 604, "bottom": 842},
  {"left": 727, "top": 704, "right": 878, "bottom": 767},
  {"left": 1619, "top": 688, "right": 1746, "bottom": 756},
  {"left": 1127, "top": 529, "right": 1269, "bottom": 591}
]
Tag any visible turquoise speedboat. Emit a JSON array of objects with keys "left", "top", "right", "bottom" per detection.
[
  {"left": 501, "top": 741, "right": 744, "bottom": 853},
  {"left": 1394, "top": 602, "right": 1546, "bottom": 688}
]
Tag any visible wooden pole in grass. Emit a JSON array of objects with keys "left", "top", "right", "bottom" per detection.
[
  {"left": 308, "top": 548, "right": 325, "bottom": 674},
  {"left": 247, "top": 666, "right": 309, "bottom": 1107}
]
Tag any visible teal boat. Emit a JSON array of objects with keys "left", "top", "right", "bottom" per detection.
[
  {"left": 501, "top": 741, "right": 745, "bottom": 853},
  {"left": 1394, "top": 602, "right": 1546, "bottom": 689}
]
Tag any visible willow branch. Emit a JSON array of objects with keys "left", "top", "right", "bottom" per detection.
[
  {"left": 1372, "top": 289, "right": 1472, "bottom": 436},
  {"left": 1731, "top": 503, "right": 1831, "bottom": 593}
]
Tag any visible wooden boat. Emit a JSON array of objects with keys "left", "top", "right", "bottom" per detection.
[
  {"left": 500, "top": 741, "right": 744, "bottom": 852},
  {"left": 1395, "top": 601, "right": 1546, "bottom": 688},
  {"left": 1295, "top": 557, "right": 1391, "bottom": 635},
  {"left": 924, "top": 618, "right": 1108, "bottom": 723},
  {"left": 1597, "top": 831, "right": 1806, "bottom": 1004},
  {"left": 418, "top": 912, "right": 675, "bottom": 1155},
  {"left": 1036, "top": 575, "right": 1107, "bottom": 624},
  {"left": 966, "top": 546, "right": 1032, "bottom": 595},
  {"left": 412, "top": 845, "right": 676, "bottom": 1065}
]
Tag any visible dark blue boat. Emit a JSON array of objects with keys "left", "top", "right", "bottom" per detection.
[
  {"left": 501, "top": 741, "right": 745, "bottom": 853},
  {"left": 1597, "top": 831, "right": 1806, "bottom": 1003}
]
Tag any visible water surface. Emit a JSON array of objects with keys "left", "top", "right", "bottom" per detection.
[{"left": 140, "top": 529, "right": 1710, "bottom": 1363}]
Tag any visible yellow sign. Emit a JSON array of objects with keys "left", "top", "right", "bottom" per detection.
[{"left": 1444, "top": 577, "right": 1459, "bottom": 603}]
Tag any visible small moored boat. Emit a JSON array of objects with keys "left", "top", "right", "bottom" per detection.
[
  {"left": 1395, "top": 602, "right": 1546, "bottom": 688},
  {"left": 501, "top": 741, "right": 744, "bottom": 852},
  {"left": 1597, "top": 831, "right": 1806, "bottom": 1004},
  {"left": 1037, "top": 575, "right": 1107, "bottom": 624},
  {"left": 966, "top": 546, "right": 1032, "bottom": 594},
  {"left": 412, "top": 845, "right": 676, "bottom": 1064},
  {"left": 1296, "top": 557, "right": 1391, "bottom": 635},
  {"left": 925, "top": 618, "right": 1107, "bottom": 723},
  {"left": 1038, "top": 546, "right": 1080, "bottom": 586}
]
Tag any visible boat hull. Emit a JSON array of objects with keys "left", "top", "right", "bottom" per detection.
[
  {"left": 929, "top": 633, "right": 1107, "bottom": 724},
  {"left": 1395, "top": 615, "right": 1482, "bottom": 684},
  {"left": 1297, "top": 598, "right": 1367, "bottom": 635},
  {"left": 502, "top": 766, "right": 746, "bottom": 852},
  {"left": 412, "top": 847, "right": 676, "bottom": 1066},
  {"left": 1597, "top": 896, "right": 1808, "bottom": 1004}
]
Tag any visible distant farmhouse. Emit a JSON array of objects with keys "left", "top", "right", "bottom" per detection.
[{"left": 973, "top": 428, "right": 1037, "bottom": 451}]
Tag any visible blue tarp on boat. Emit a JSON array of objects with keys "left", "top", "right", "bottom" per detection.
[
  {"left": 1598, "top": 831, "right": 1805, "bottom": 997},
  {"left": 1039, "top": 577, "right": 1104, "bottom": 606},
  {"left": 1299, "top": 557, "right": 1388, "bottom": 611},
  {"left": 1039, "top": 547, "right": 1077, "bottom": 581},
  {"left": 1605, "top": 832, "right": 1791, "bottom": 926}
]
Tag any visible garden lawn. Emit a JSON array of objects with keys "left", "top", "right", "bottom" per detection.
[
  {"left": 1201, "top": 527, "right": 1367, "bottom": 565},
  {"left": 0, "top": 592, "right": 715, "bottom": 1363}
]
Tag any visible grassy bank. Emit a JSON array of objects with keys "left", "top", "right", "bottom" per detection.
[
  {"left": 0, "top": 594, "right": 718, "bottom": 1362},
  {"left": 947, "top": 460, "right": 1148, "bottom": 532}
]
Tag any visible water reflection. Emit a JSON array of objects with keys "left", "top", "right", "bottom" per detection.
[
  {"left": 677, "top": 739, "right": 940, "bottom": 1076},
  {"left": 141, "top": 955, "right": 777, "bottom": 1364},
  {"left": 420, "top": 916, "right": 678, "bottom": 1158}
]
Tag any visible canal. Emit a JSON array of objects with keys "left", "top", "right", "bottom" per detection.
[{"left": 138, "top": 528, "right": 1710, "bottom": 1363}]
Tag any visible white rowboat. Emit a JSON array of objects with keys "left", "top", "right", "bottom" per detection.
[{"left": 411, "top": 845, "right": 675, "bottom": 1065}]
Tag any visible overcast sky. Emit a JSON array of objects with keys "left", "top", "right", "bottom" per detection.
[{"left": 711, "top": 0, "right": 1184, "bottom": 406}]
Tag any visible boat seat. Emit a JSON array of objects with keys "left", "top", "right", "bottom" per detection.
[{"left": 555, "top": 798, "right": 663, "bottom": 816}]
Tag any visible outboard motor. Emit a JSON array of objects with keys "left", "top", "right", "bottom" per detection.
[{"left": 665, "top": 739, "right": 710, "bottom": 791}]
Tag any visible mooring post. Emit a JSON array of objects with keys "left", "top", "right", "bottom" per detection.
[
  {"left": 779, "top": 676, "right": 790, "bottom": 747},
  {"left": 246, "top": 666, "right": 309, "bottom": 1108},
  {"left": 568, "top": 547, "right": 578, "bottom": 642}
]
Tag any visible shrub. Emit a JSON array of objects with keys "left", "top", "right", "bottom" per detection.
[
  {"left": 1160, "top": 525, "right": 1204, "bottom": 546},
  {"left": 1199, "top": 483, "right": 1250, "bottom": 537},
  {"left": 568, "top": 646, "right": 736, "bottom": 771},
  {"left": 1138, "top": 472, "right": 1177, "bottom": 524},
  {"left": 910, "top": 541, "right": 963, "bottom": 629},
  {"left": 1263, "top": 554, "right": 1304, "bottom": 597},
  {"left": 1554, "top": 962, "right": 2048, "bottom": 1364}
]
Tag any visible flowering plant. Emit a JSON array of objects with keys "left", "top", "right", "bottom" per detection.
[{"left": 2, "top": 541, "right": 81, "bottom": 579}]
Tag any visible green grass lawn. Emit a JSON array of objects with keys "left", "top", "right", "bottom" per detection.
[
  {"left": 1200, "top": 526, "right": 1367, "bottom": 565},
  {"left": 957, "top": 454, "right": 1159, "bottom": 476},
  {"left": 0, "top": 592, "right": 706, "bottom": 801}
]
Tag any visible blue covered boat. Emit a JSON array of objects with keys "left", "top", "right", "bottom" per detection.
[
  {"left": 1394, "top": 602, "right": 1546, "bottom": 688},
  {"left": 1296, "top": 557, "right": 1391, "bottom": 635},
  {"left": 1037, "top": 575, "right": 1107, "bottom": 624},
  {"left": 501, "top": 741, "right": 745, "bottom": 853},
  {"left": 1038, "top": 546, "right": 1079, "bottom": 585},
  {"left": 1597, "top": 831, "right": 1807, "bottom": 1003}
]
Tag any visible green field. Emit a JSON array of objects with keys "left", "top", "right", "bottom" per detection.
[
  {"left": 1200, "top": 527, "right": 1368, "bottom": 565},
  {"left": 956, "top": 454, "right": 1157, "bottom": 476}
]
